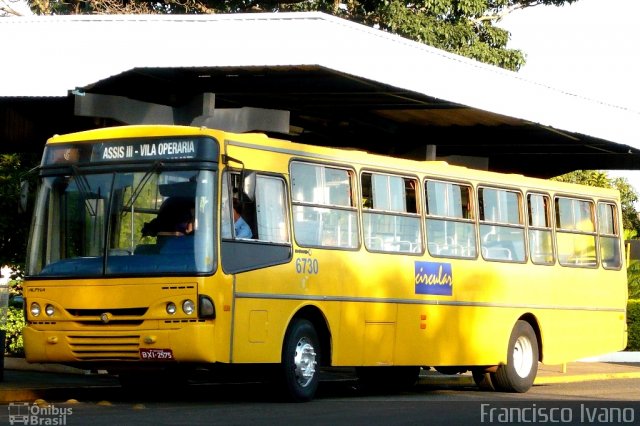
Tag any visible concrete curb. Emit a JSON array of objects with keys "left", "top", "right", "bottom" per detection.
[
  {"left": 418, "top": 370, "right": 640, "bottom": 387},
  {"left": 418, "top": 369, "right": 640, "bottom": 386},
  {"left": 578, "top": 351, "right": 640, "bottom": 363},
  {"left": 534, "top": 371, "right": 640, "bottom": 385}
]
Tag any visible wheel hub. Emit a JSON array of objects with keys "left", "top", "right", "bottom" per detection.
[
  {"left": 513, "top": 335, "right": 534, "bottom": 378},
  {"left": 294, "top": 337, "right": 317, "bottom": 387}
]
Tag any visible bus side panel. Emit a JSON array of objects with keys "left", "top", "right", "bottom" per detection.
[
  {"left": 536, "top": 310, "right": 627, "bottom": 364},
  {"left": 231, "top": 297, "right": 290, "bottom": 363},
  {"left": 534, "top": 266, "right": 627, "bottom": 364},
  {"left": 231, "top": 256, "right": 342, "bottom": 364},
  {"left": 394, "top": 304, "right": 513, "bottom": 366},
  {"left": 230, "top": 298, "right": 340, "bottom": 364}
]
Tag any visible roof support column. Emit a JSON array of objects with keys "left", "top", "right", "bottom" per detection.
[{"left": 426, "top": 145, "right": 437, "bottom": 161}]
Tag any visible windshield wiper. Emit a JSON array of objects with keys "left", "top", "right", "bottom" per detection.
[{"left": 71, "top": 165, "right": 97, "bottom": 217}]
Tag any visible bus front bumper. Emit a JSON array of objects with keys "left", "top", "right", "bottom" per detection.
[{"left": 23, "top": 323, "right": 219, "bottom": 365}]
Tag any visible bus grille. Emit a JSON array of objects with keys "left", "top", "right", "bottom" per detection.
[
  {"left": 68, "top": 334, "right": 140, "bottom": 360},
  {"left": 67, "top": 308, "right": 148, "bottom": 316},
  {"left": 66, "top": 307, "right": 147, "bottom": 326}
]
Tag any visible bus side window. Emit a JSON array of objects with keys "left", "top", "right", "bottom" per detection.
[
  {"left": 222, "top": 171, "right": 256, "bottom": 240},
  {"left": 555, "top": 197, "right": 597, "bottom": 267},
  {"left": 598, "top": 202, "right": 621, "bottom": 269},
  {"left": 527, "top": 193, "right": 554, "bottom": 265},
  {"left": 362, "top": 172, "right": 421, "bottom": 254},
  {"left": 220, "top": 171, "right": 292, "bottom": 274},
  {"left": 425, "top": 180, "right": 477, "bottom": 259},
  {"left": 477, "top": 187, "right": 525, "bottom": 263},
  {"left": 255, "top": 175, "right": 289, "bottom": 243},
  {"left": 291, "top": 162, "right": 358, "bottom": 249}
]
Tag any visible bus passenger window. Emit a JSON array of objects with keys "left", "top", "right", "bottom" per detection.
[
  {"left": 221, "top": 171, "right": 290, "bottom": 243},
  {"left": 362, "top": 172, "right": 421, "bottom": 254},
  {"left": 220, "top": 170, "right": 291, "bottom": 274},
  {"left": 478, "top": 187, "right": 525, "bottom": 262},
  {"left": 555, "top": 197, "right": 597, "bottom": 267},
  {"left": 425, "top": 180, "right": 476, "bottom": 258},
  {"left": 527, "top": 193, "right": 554, "bottom": 265},
  {"left": 255, "top": 175, "right": 289, "bottom": 243},
  {"left": 291, "top": 162, "right": 358, "bottom": 249},
  {"left": 598, "top": 202, "right": 621, "bottom": 269},
  {"left": 221, "top": 172, "right": 256, "bottom": 240}
]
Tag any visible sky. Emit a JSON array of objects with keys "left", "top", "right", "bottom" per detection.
[{"left": 499, "top": 0, "right": 640, "bottom": 189}]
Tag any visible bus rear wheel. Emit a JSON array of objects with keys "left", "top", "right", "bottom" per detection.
[
  {"left": 280, "top": 319, "right": 320, "bottom": 402},
  {"left": 493, "top": 320, "right": 538, "bottom": 393}
]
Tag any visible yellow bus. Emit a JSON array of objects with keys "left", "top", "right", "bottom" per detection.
[{"left": 23, "top": 125, "right": 627, "bottom": 401}]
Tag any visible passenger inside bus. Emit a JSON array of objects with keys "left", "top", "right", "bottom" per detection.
[
  {"left": 233, "top": 198, "right": 253, "bottom": 239},
  {"left": 138, "top": 197, "right": 195, "bottom": 254}
]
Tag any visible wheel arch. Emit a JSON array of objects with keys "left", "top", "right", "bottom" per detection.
[
  {"left": 285, "top": 304, "right": 332, "bottom": 367},
  {"left": 518, "top": 313, "right": 543, "bottom": 362}
]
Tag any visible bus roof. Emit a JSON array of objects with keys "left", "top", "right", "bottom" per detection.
[{"left": 47, "top": 125, "right": 620, "bottom": 200}]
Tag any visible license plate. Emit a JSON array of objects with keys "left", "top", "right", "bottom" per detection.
[{"left": 139, "top": 348, "right": 174, "bottom": 360}]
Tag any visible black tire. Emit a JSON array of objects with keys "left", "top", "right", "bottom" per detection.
[
  {"left": 280, "top": 319, "right": 320, "bottom": 402},
  {"left": 493, "top": 320, "right": 539, "bottom": 393},
  {"left": 471, "top": 368, "right": 495, "bottom": 391}
]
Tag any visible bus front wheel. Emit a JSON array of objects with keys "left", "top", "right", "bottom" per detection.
[
  {"left": 492, "top": 320, "right": 539, "bottom": 393},
  {"left": 280, "top": 318, "right": 320, "bottom": 402}
]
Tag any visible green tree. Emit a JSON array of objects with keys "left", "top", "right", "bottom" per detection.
[
  {"left": 628, "top": 261, "right": 640, "bottom": 299},
  {"left": 23, "top": 0, "right": 579, "bottom": 71},
  {"left": 0, "top": 153, "right": 39, "bottom": 270}
]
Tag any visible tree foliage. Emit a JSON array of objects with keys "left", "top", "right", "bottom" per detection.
[
  {"left": 0, "top": 153, "right": 39, "bottom": 270},
  {"left": 19, "top": 0, "right": 579, "bottom": 71},
  {"left": 628, "top": 263, "right": 640, "bottom": 300},
  {"left": 2, "top": 307, "right": 25, "bottom": 355}
]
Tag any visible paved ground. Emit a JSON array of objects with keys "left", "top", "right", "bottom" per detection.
[{"left": 1, "top": 357, "right": 640, "bottom": 403}]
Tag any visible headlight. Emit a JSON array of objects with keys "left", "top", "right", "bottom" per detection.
[
  {"left": 45, "top": 304, "right": 55, "bottom": 317},
  {"left": 166, "top": 302, "right": 177, "bottom": 315},
  {"left": 182, "top": 299, "right": 195, "bottom": 315},
  {"left": 30, "top": 302, "right": 41, "bottom": 317}
]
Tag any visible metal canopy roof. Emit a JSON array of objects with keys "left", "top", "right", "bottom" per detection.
[{"left": 2, "top": 13, "right": 639, "bottom": 177}]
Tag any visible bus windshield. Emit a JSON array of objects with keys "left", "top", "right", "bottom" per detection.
[{"left": 27, "top": 168, "right": 216, "bottom": 277}]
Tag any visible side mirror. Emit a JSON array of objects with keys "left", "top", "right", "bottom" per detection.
[{"left": 19, "top": 180, "right": 29, "bottom": 213}]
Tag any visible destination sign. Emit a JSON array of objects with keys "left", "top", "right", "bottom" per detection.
[
  {"left": 92, "top": 139, "right": 197, "bottom": 162},
  {"left": 43, "top": 136, "right": 219, "bottom": 166}
]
